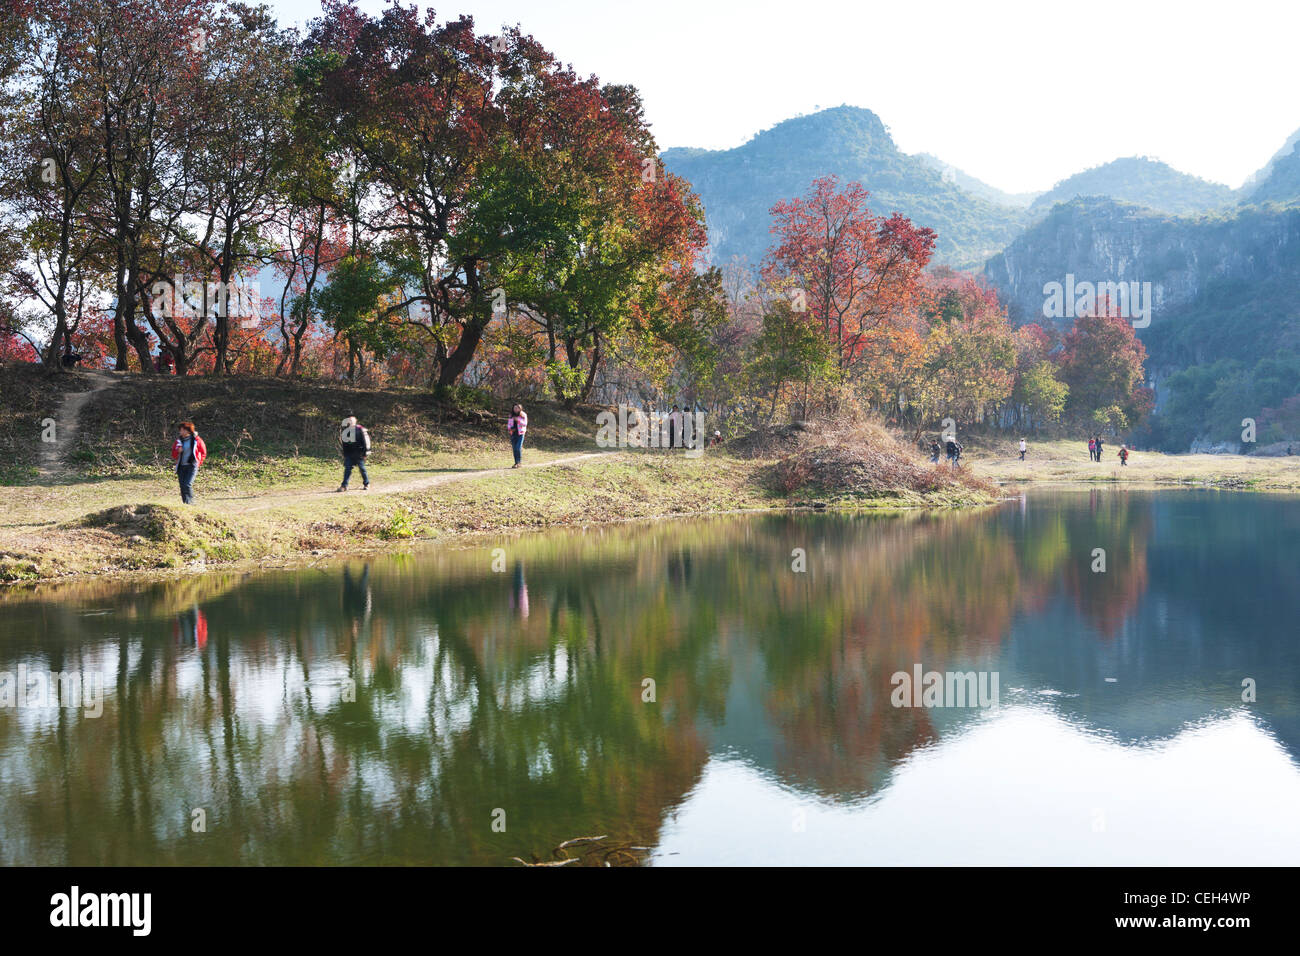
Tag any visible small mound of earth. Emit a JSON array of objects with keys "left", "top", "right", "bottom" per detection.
[
  {"left": 740, "top": 417, "right": 996, "bottom": 500},
  {"left": 76, "top": 503, "right": 230, "bottom": 545},
  {"left": 774, "top": 443, "right": 951, "bottom": 497},
  {"left": 728, "top": 420, "right": 840, "bottom": 460}
]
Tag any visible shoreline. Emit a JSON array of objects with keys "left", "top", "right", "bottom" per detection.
[
  {"left": 4, "top": 469, "right": 1293, "bottom": 595},
  {"left": 1, "top": 448, "right": 996, "bottom": 592}
]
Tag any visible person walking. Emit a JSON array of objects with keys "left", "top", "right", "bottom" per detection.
[
  {"left": 1088, "top": 436, "right": 1096, "bottom": 461},
  {"left": 1094, "top": 435, "right": 1104, "bottom": 462},
  {"left": 337, "top": 416, "right": 371, "bottom": 492},
  {"left": 1019, "top": 437, "right": 1027, "bottom": 461},
  {"left": 1119, "top": 445, "right": 1129, "bottom": 466},
  {"left": 930, "top": 439, "right": 941, "bottom": 464},
  {"left": 170, "top": 421, "right": 206, "bottom": 505},
  {"left": 507, "top": 403, "right": 527, "bottom": 468},
  {"left": 668, "top": 405, "right": 682, "bottom": 450}
]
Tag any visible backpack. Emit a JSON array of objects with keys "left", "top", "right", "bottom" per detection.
[{"left": 342, "top": 424, "right": 370, "bottom": 457}]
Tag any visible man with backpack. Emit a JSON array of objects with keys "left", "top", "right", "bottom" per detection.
[{"left": 337, "top": 416, "right": 371, "bottom": 492}]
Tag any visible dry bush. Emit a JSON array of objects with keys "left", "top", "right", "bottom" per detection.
[{"left": 754, "top": 416, "right": 996, "bottom": 500}]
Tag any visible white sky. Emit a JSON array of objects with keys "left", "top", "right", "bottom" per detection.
[{"left": 267, "top": 0, "right": 1300, "bottom": 193}]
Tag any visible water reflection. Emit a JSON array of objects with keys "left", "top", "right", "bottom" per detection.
[{"left": 1, "top": 490, "right": 1297, "bottom": 865}]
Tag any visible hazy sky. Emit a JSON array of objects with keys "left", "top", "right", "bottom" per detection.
[{"left": 268, "top": 0, "right": 1300, "bottom": 193}]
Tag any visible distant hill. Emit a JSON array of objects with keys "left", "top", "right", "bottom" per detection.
[
  {"left": 1246, "top": 135, "right": 1300, "bottom": 205},
  {"left": 985, "top": 197, "right": 1300, "bottom": 362},
  {"left": 984, "top": 196, "right": 1300, "bottom": 446},
  {"left": 663, "top": 105, "right": 1300, "bottom": 450},
  {"left": 1241, "top": 127, "right": 1300, "bottom": 195},
  {"left": 913, "top": 153, "right": 1041, "bottom": 208},
  {"left": 1027, "top": 157, "right": 1235, "bottom": 218},
  {"left": 660, "top": 106, "right": 1028, "bottom": 271}
]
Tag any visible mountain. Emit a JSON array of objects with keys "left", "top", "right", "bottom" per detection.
[
  {"left": 664, "top": 105, "right": 1300, "bottom": 448},
  {"left": 1241, "top": 127, "right": 1300, "bottom": 194},
  {"left": 1027, "top": 157, "right": 1235, "bottom": 218},
  {"left": 1246, "top": 136, "right": 1300, "bottom": 205},
  {"left": 913, "top": 153, "right": 1041, "bottom": 208},
  {"left": 986, "top": 197, "right": 1300, "bottom": 359},
  {"left": 660, "top": 106, "right": 1028, "bottom": 270}
]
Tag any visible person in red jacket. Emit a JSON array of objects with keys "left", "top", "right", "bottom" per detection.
[{"left": 170, "top": 421, "right": 207, "bottom": 504}]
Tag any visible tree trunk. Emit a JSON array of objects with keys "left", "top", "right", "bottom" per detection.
[{"left": 577, "top": 335, "right": 601, "bottom": 405}]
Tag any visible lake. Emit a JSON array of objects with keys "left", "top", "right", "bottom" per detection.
[{"left": 2, "top": 489, "right": 1298, "bottom": 865}]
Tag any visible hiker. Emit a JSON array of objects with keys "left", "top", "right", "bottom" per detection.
[
  {"left": 1094, "top": 435, "right": 1104, "bottom": 462},
  {"left": 170, "top": 421, "right": 206, "bottom": 505},
  {"left": 337, "top": 416, "right": 371, "bottom": 492},
  {"left": 709, "top": 430, "right": 723, "bottom": 447},
  {"left": 930, "top": 439, "right": 941, "bottom": 464},
  {"left": 507, "top": 403, "right": 527, "bottom": 468},
  {"left": 668, "top": 405, "right": 681, "bottom": 449},
  {"left": 1019, "top": 437, "right": 1027, "bottom": 461},
  {"left": 60, "top": 351, "right": 82, "bottom": 368},
  {"left": 945, "top": 437, "right": 961, "bottom": 469},
  {"left": 1119, "top": 445, "right": 1129, "bottom": 466},
  {"left": 1088, "top": 436, "right": 1096, "bottom": 461}
]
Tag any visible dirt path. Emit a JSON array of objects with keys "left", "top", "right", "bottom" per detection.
[
  {"left": 38, "top": 371, "right": 121, "bottom": 482},
  {"left": 206, "top": 451, "right": 617, "bottom": 513}
]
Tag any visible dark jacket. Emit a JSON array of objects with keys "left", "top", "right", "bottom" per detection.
[{"left": 341, "top": 425, "right": 371, "bottom": 459}]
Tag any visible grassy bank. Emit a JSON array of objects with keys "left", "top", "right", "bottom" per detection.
[
  {"left": 0, "top": 369, "right": 995, "bottom": 585},
  {"left": 969, "top": 437, "right": 1300, "bottom": 491}
]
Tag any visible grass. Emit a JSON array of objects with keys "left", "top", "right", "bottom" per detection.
[
  {"left": 0, "top": 422, "right": 994, "bottom": 588},
  {"left": 29, "top": 366, "right": 1300, "bottom": 586},
  {"left": 967, "top": 437, "right": 1300, "bottom": 492}
]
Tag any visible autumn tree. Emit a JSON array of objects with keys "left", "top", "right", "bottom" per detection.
[
  {"left": 268, "top": 47, "right": 353, "bottom": 376},
  {"left": 763, "top": 176, "right": 935, "bottom": 404},
  {"left": 918, "top": 273, "right": 1016, "bottom": 426},
  {"left": 1009, "top": 323, "right": 1067, "bottom": 428},
  {"left": 1057, "top": 309, "right": 1151, "bottom": 430},
  {"left": 747, "top": 298, "right": 836, "bottom": 423},
  {"left": 0, "top": 1, "right": 109, "bottom": 367},
  {"left": 162, "top": 2, "right": 297, "bottom": 374},
  {"left": 82, "top": 0, "right": 215, "bottom": 371},
  {"left": 304, "top": 9, "right": 547, "bottom": 387},
  {"left": 503, "top": 84, "right": 717, "bottom": 406}
]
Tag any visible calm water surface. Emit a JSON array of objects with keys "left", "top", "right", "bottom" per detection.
[{"left": 1, "top": 489, "right": 1298, "bottom": 865}]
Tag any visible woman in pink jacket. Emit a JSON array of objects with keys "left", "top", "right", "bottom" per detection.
[
  {"left": 507, "top": 403, "right": 527, "bottom": 468},
  {"left": 170, "top": 421, "right": 207, "bottom": 504}
]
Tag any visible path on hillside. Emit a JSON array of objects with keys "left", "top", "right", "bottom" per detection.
[
  {"left": 207, "top": 451, "right": 617, "bottom": 514},
  {"left": 38, "top": 371, "right": 121, "bottom": 482}
]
